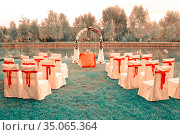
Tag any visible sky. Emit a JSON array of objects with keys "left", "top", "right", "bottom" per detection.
[{"left": 0, "top": 0, "right": 179, "bottom": 28}]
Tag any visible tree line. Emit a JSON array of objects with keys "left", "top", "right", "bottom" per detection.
[{"left": 0, "top": 5, "right": 180, "bottom": 43}]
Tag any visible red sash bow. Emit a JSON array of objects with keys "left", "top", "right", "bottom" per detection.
[
  {"left": 55, "top": 59, "right": 61, "bottom": 63},
  {"left": 145, "top": 63, "right": 159, "bottom": 76},
  {"left": 125, "top": 55, "right": 130, "bottom": 60},
  {"left": 42, "top": 64, "right": 55, "bottom": 80},
  {"left": 110, "top": 56, "right": 113, "bottom": 59},
  {"left": 162, "top": 61, "right": 174, "bottom": 66},
  {"left": 155, "top": 70, "right": 169, "bottom": 90},
  {"left": 142, "top": 57, "right": 152, "bottom": 60},
  {"left": 22, "top": 70, "right": 38, "bottom": 87},
  {"left": 23, "top": 63, "right": 35, "bottom": 65},
  {"left": 128, "top": 64, "right": 142, "bottom": 78},
  {"left": 128, "top": 58, "right": 140, "bottom": 61},
  {"left": 3, "top": 69, "right": 19, "bottom": 88},
  {"left": 44, "top": 56, "right": 48, "bottom": 58},
  {"left": 113, "top": 58, "right": 125, "bottom": 73},
  {"left": 34, "top": 59, "right": 44, "bottom": 69},
  {"left": 4, "top": 61, "right": 14, "bottom": 64}
]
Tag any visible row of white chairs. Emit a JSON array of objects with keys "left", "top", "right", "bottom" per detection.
[
  {"left": 105, "top": 52, "right": 179, "bottom": 101},
  {"left": 2, "top": 53, "right": 68, "bottom": 100}
]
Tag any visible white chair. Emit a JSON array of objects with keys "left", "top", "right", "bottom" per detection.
[
  {"left": 51, "top": 53, "right": 61, "bottom": 59},
  {"left": 118, "top": 61, "right": 142, "bottom": 90},
  {"left": 51, "top": 53, "right": 68, "bottom": 72},
  {"left": 4, "top": 58, "right": 14, "bottom": 64},
  {"left": 138, "top": 66, "right": 170, "bottom": 101},
  {"left": 168, "top": 76, "right": 180, "bottom": 99},
  {"left": 109, "top": 56, "right": 126, "bottom": 79},
  {"left": 39, "top": 53, "right": 48, "bottom": 60},
  {"left": 128, "top": 55, "right": 140, "bottom": 61},
  {"left": 162, "top": 58, "right": 175, "bottom": 78},
  {"left": 21, "top": 59, "right": 43, "bottom": 80},
  {"left": 21, "top": 59, "right": 36, "bottom": 65},
  {"left": 33, "top": 56, "right": 44, "bottom": 72},
  {"left": 105, "top": 53, "right": 120, "bottom": 72},
  {"left": 123, "top": 52, "right": 133, "bottom": 65},
  {"left": 141, "top": 54, "right": 152, "bottom": 72},
  {"left": 41, "top": 60, "right": 66, "bottom": 89},
  {"left": 140, "top": 60, "right": 159, "bottom": 81},
  {"left": 20, "top": 55, "right": 29, "bottom": 60},
  {"left": 49, "top": 57, "right": 68, "bottom": 78},
  {"left": 2, "top": 64, "right": 23, "bottom": 98},
  {"left": 21, "top": 65, "right": 51, "bottom": 100}
]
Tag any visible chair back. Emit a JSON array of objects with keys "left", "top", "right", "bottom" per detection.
[
  {"left": 21, "top": 65, "right": 39, "bottom": 99},
  {"left": 113, "top": 56, "right": 126, "bottom": 74},
  {"left": 123, "top": 52, "right": 133, "bottom": 65},
  {"left": 3, "top": 64, "right": 22, "bottom": 97},
  {"left": 128, "top": 55, "right": 140, "bottom": 61},
  {"left": 49, "top": 57, "right": 62, "bottom": 72},
  {"left": 142, "top": 54, "right": 152, "bottom": 72},
  {"left": 39, "top": 53, "right": 48, "bottom": 60},
  {"left": 153, "top": 66, "right": 170, "bottom": 99},
  {"left": 22, "top": 59, "right": 35, "bottom": 65},
  {"left": 20, "top": 55, "right": 29, "bottom": 60},
  {"left": 33, "top": 56, "right": 44, "bottom": 71},
  {"left": 109, "top": 53, "right": 120, "bottom": 66},
  {"left": 4, "top": 58, "right": 14, "bottom": 64},
  {"left": 144, "top": 60, "right": 159, "bottom": 81},
  {"left": 51, "top": 53, "right": 61, "bottom": 59},
  {"left": 162, "top": 58, "right": 175, "bottom": 78}
]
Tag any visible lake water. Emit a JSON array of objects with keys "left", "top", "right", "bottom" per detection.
[{"left": 0, "top": 46, "right": 180, "bottom": 62}]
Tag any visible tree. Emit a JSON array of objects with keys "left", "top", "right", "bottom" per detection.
[
  {"left": 159, "top": 10, "right": 180, "bottom": 41},
  {"left": 29, "top": 20, "right": 40, "bottom": 41},
  {"left": 39, "top": 20, "right": 49, "bottom": 42},
  {"left": 128, "top": 5, "right": 150, "bottom": 41},
  {"left": 8, "top": 21, "right": 18, "bottom": 41},
  {"left": 59, "top": 13, "right": 71, "bottom": 41},
  {"left": 104, "top": 22, "right": 115, "bottom": 41},
  {"left": 0, "top": 29, "right": 3, "bottom": 42},
  {"left": 166, "top": 24, "right": 176, "bottom": 41},
  {"left": 149, "top": 21, "right": 162, "bottom": 41},
  {"left": 102, "top": 5, "right": 127, "bottom": 35},
  {"left": 18, "top": 17, "right": 30, "bottom": 42}
]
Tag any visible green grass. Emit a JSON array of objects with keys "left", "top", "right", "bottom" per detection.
[{"left": 0, "top": 58, "right": 180, "bottom": 120}]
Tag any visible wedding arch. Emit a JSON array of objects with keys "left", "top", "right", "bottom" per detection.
[{"left": 72, "top": 27, "right": 105, "bottom": 63}]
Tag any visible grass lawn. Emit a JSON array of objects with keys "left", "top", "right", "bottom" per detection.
[{"left": 0, "top": 58, "right": 180, "bottom": 120}]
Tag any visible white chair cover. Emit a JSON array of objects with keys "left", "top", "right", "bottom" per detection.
[
  {"left": 118, "top": 61, "right": 142, "bottom": 89},
  {"left": 2, "top": 64, "right": 23, "bottom": 98},
  {"left": 168, "top": 76, "right": 180, "bottom": 99},
  {"left": 105, "top": 53, "right": 120, "bottom": 72},
  {"left": 97, "top": 48, "right": 105, "bottom": 64},
  {"left": 109, "top": 56, "right": 126, "bottom": 79},
  {"left": 140, "top": 60, "right": 159, "bottom": 81},
  {"left": 72, "top": 48, "right": 79, "bottom": 63},
  {"left": 51, "top": 53, "right": 61, "bottom": 58},
  {"left": 162, "top": 58, "right": 175, "bottom": 78},
  {"left": 123, "top": 52, "right": 133, "bottom": 65},
  {"left": 41, "top": 60, "right": 66, "bottom": 89},
  {"left": 4, "top": 58, "right": 14, "bottom": 64},
  {"left": 33, "top": 56, "right": 44, "bottom": 72},
  {"left": 39, "top": 53, "right": 48, "bottom": 60},
  {"left": 21, "top": 65, "right": 51, "bottom": 100},
  {"left": 142, "top": 54, "right": 152, "bottom": 72},
  {"left": 138, "top": 66, "right": 170, "bottom": 101},
  {"left": 106, "top": 53, "right": 120, "bottom": 75},
  {"left": 20, "top": 55, "right": 29, "bottom": 60}
]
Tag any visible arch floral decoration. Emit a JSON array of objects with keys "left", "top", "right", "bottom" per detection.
[{"left": 72, "top": 27, "right": 105, "bottom": 64}]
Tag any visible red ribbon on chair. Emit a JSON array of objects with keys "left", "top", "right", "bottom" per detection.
[
  {"left": 145, "top": 63, "right": 159, "bottom": 76},
  {"left": 23, "top": 63, "right": 35, "bottom": 65},
  {"left": 125, "top": 55, "right": 130, "bottom": 60},
  {"left": 55, "top": 59, "right": 61, "bottom": 63},
  {"left": 3, "top": 69, "right": 19, "bottom": 88},
  {"left": 110, "top": 56, "right": 113, "bottom": 59},
  {"left": 44, "top": 56, "right": 48, "bottom": 58},
  {"left": 4, "top": 61, "right": 14, "bottom": 64},
  {"left": 42, "top": 65, "right": 55, "bottom": 80},
  {"left": 34, "top": 59, "right": 44, "bottom": 69},
  {"left": 128, "top": 58, "right": 140, "bottom": 61},
  {"left": 113, "top": 58, "right": 125, "bottom": 73},
  {"left": 128, "top": 64, "right": 142, "bottom": 78},
  {"left": 155, "top": 70, "right": 170, "bottom": 90},
  {"left": 22, "top": 70, "right": 38, "bottom": 87},
  {"left": 162, "top": 61, "right": 174, "bottom": 66},
  {"left": 142, "top": 57, "right": 152, "bottom": 60}
]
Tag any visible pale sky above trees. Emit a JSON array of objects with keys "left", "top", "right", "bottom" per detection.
[{"left": 0, "top": 0, "right": 179, "bottom": 28}]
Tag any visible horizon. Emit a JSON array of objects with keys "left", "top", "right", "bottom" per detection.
[{"left": 0, "top": 0, "right": 180, "bottom": 28}]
